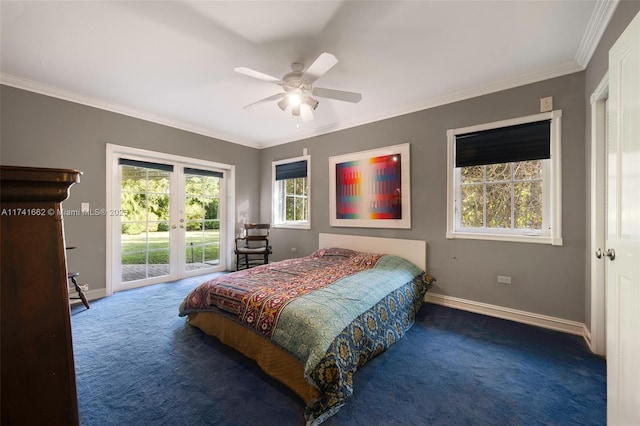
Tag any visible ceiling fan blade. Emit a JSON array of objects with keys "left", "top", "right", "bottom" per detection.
[
  {"left": 302, "top": 52, "right": 338, "bottom": 83},
  {"left": 312, "top": 87, "right": 362, "bottom": 103},
  {"left": 300, "top": 103, "right": 314, "bottom": 122},
  {"left": 243, "top": 93, "right": 286, "bottom": 109},
  {"left": 234, "top": 67, "right": 282, "bottom": 84}
]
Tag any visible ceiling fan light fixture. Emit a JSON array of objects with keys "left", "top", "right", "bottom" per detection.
[
  {"left": 235, "top": 52, "right": 361, "bottom": 126},
  {"left": 300, "top": 103, "right": 314, "bottom": 122},
  {"left": 304, "top": 96, "right": 319, "bottom": 110},
  {"left": 277, "top": 97, "right": 288, "bottom": 111},
  {"left": 288, "top": 93, "right": 302, "bottom": 107}
]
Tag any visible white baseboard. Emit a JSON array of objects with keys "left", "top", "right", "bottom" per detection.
[
  {"left": 67, "top": 288, "right": 593, "bottom": 346},
  {"left": 582, "top": 324, "right": 593, "bottom": 350},
  {"left": 424, "top": 292, "right": 587, "bottom": 338}
]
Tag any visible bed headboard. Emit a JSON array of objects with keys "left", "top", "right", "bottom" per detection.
[{"left": 318, "top": 233, "right": 426, "bottom": 271}]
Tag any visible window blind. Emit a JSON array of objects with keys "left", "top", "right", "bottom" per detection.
[
  {"left": 184, "top": 167, "right": 223, "bottom": 178},
  {"left": 275, "top": 160, "right": 307, "bottom": 181},
  {"left": 118, "top": 158, "right": 174, "bottom": 172},
  {"left": 455, "top": 120, "right": 551, "bottom": 167}
]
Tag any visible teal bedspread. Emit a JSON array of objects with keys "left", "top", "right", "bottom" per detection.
[{"left": 179, "top": 248, "right": 431, "bottom": 425}]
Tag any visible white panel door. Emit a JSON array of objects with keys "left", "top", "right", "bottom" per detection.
[{"left": 606, "top": 11, "right": 640, "bottom": 426}]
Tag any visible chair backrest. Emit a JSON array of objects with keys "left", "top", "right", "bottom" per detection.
[
  {"left": 235, "top": 224, "right": 272, "bottom": 270},
  {"left": 243, "top": 223, "right": 270, "bottom": 242}
]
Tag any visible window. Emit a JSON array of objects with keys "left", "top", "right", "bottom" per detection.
[
  {"left": 272, "top": 156, "right": 310, "bottom": 229},
  {"left": 446, "top": 111, "right": 562, "bottom": 245}
]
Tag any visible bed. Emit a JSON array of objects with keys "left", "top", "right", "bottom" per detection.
[{"left": 179, "top": 233, "right": 433, "bottom": 425}]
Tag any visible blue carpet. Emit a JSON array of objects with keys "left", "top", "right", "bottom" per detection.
[{"left": 71, "top": 274, "right": 606, "bottom": 425}]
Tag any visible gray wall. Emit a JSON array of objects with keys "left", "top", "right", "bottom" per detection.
[
  {"left": 261, "top": 73, "right": 587, "bottom": 322},
  {"left": 3, "top": 3, "right": 637, "bottom": 323},
  {"left": 0, "top": 85, "right": 261, "bottom": 294},
  {"left": 582, "top": 0, "right": 640, "bottom": 330}
]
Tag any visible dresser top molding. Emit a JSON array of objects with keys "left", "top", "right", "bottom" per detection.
[{"left": 1, "top": 165, "right": 82, "bottom": 202}]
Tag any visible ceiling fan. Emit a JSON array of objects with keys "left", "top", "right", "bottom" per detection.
[{"left": 234, "top": 52, "right": 362, "bottom": 122}]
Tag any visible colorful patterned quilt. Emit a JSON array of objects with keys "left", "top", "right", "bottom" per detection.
[{"left": 179, "top": 248, "right": 432, "bottom": 425}]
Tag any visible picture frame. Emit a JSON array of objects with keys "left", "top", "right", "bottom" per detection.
[{"left": 329, "top": 143, "right": 411, "bottom": 228}]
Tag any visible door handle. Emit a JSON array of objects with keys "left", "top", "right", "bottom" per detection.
[
  {"left": 605, "top": 248, "right": 616, "bottom": 261},
  {"left": 595, "top": 248, "right": 602, "bottom": 259}
]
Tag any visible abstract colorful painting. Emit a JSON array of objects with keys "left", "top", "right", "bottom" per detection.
[
  {"left": 330, "top": 144, "right": 411, "bottom": 228},
  {"left": 335, "top": 154, "right": 402, "bottom": 219}
]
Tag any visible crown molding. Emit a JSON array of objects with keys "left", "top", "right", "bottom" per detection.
[
  {"left": 575, "top": 0, "right": 620, "bottom": 67},
  {"left": 3, "top": 57, "right": 584, "bottom": 151},
  {"left": 0, "top": 73, "right": 261, "bottom": 149},
  {"left": 258, "top": 60, "right": 584, "bottom": 148}
]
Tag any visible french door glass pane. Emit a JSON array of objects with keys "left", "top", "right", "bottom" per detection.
[
  {"left": 120, "top": 165, "right": 171, "bottom": 282},
  {"left": 185, "top": 172, "right": 221, "bottom": 272}
]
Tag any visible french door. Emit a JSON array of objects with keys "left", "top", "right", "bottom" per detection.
[{"left": 107, "top": 145, "right": 232, "bottom": 292}]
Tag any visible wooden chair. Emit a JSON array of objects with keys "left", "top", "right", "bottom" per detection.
[
  {"left": 66, "top": 246, "right": 90, "bottom": 309},
  {"left": 68, "top": 272, "right": 90, "bottom": 309},
  {"left": 234, "top": 223, "right": 272, "bottom": 271}
]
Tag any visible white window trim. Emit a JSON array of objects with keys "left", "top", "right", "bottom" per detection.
[
  {"left": 272, "top": 155, "right": 311, "bottom": 230},
  {"left": 446, "top": 110, "right": 563, "bottom": 246}
]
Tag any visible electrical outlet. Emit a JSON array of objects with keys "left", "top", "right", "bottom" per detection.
[
  {"left": 81, "top": 202, "right": 90, "bottom": 212},
  {"left": 290, "top": 247, "right": 297, "bottom": 253},
  {"left": 540, "top": 96, "right": 553, "bottom": 112},
  {"left": 497, "top": 275, "right": 512, "bottom": 284}
]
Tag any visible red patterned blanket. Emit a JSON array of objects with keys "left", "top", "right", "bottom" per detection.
[{"left": 180, "top": 248, "right": 382, "bottom": 338}]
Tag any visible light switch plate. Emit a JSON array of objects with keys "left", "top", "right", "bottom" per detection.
[{"left": 540, "top": 96, "right": 553, "bottom": 112}]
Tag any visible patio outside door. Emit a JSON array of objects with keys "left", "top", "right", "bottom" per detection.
[
  {"left": 108, "top": 147, "right": 229, "bottom": 292},
  {"left": 119, "top": 159, "right": 173, "bottom": 284},
  {"left": 181, "top": 167, "right": 224, "bottom": 275}
]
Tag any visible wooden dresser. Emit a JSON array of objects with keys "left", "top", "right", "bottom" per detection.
[{"left": 1, "top": 166, "right": 81, "bottom": 425}]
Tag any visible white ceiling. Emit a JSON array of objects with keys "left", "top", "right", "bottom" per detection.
[{"left": 0, "top": 1, "right": 617, "bottom": 149}]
